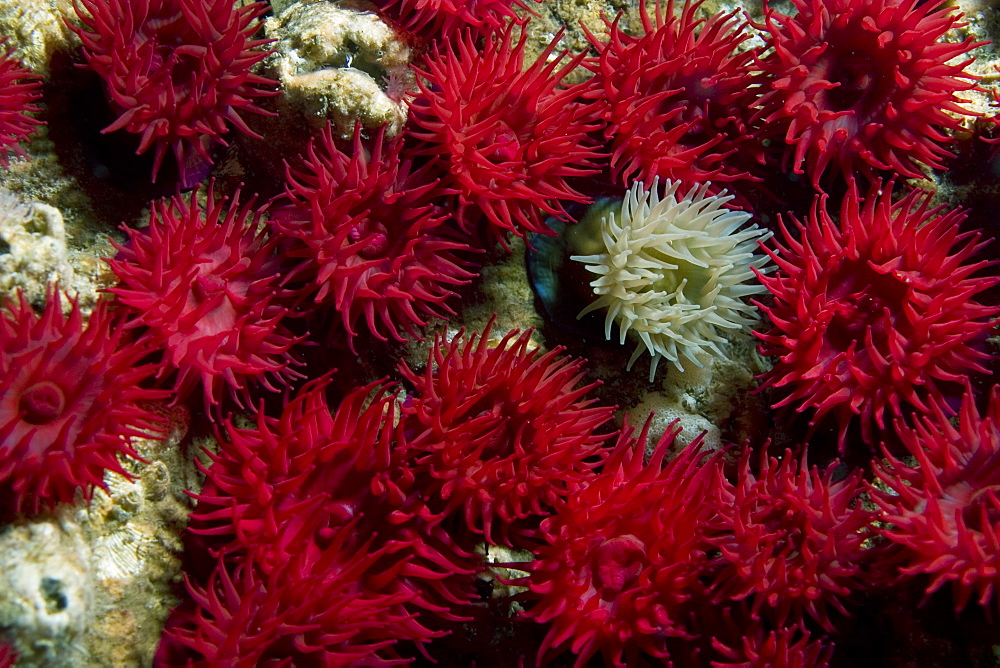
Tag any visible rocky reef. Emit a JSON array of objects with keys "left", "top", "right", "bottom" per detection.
[{"left": 1, "top": 0, "right": 1000, "bottom": 666}]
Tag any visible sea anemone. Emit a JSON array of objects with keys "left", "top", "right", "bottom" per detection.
[
  {"left": 164, "top": 530, "right": 438, "bottom": 665},
  {"left": 525, "top": 416, "right": 719, "bottom": 667},
  {"left": 69, "top": 0, "right": 278, "bottom": 184},
  {"left": 571, "top": 178, "right": 772, "bottom": 381},
  {"left": 0, "top": 39, "right": 42, "bottom": 167},
  {"left": 107, "top": 183, "right": 303, "bottom": 411},
  {"left": 708, "top": 450, "right": 875, "bottom": 631},
  {"left": 397, "top": 320, "right": 615, "bottom": 548},
  {"left": 871, "top": 388, "right": 1000, "bottom": 612},
  {"left": 709, "top": 616, "right": 833, "bottom": 668},
  {"left": 373, "top": 0, "right": 535, "bottom": 39},
  {"left": 756, "top": 0, "right": 982, "bottom": 187},
  {"left": 271, "top": 123, "right": 478, "bottom": 347},
  {"left": 408, "top": 24, "right": 602, "bottom": 243},
  {"left": 0, "top": 289, "right": 165, "bottom": 515},
  {"left": 189, "top": 377, "right": 476, "bottom": 610},
  {"left": 754, "top": 181, "right": 999, "bottom": 446},
  {"left": 576, "top": 1, "right": 766, "bottom": 193},
  {"left": 190, "top": 378, "right": 401, "bottom": 563}
]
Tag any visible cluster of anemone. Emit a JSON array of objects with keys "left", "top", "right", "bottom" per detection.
[
  {"left": 159, "top": 321, "right": 891, "bottom": 665},
  {"left": 3, "top": 0, "right": 1000, "bottom": 664},
  {"left": 523, "top": 414, "right": 880, "bottom": 666},
  {"left": 163, "top": 378, "right": 464, "bottom": 662},
  {"left": 158, "top": 325, "right": 618, "bottom": 663}
]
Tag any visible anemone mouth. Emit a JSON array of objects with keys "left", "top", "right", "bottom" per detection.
[
  {"left": 479, "top": 121, "right": 522, "bottom": 164},
  {"left": 457, "top": 388, "right": 542, "bottom": 461},
  {"left": 348, "top": 219, "right": 391, "bottom": 258},
  {"left": 137, "top": 9, "right": 201, "bottom": 84},
  {"left": 825, "top": 56, "right": 879, "bottom": 113},
  {"left": 809, "top": 27, "right": 897, "bottom": 120},
  {"left": 823, "top": 261, "right": 910, "bottom": 355},
  {"left": 164, "top": 51, "right": 203, "bottom": 94},
  {"left": 648, "top": 256, "right": 713, "bottom": 305},
  {"left": 19, "top": 380, "right": 67, "bottom": 425},
  {"left": 594, "top": 535, "right": 647, "bottom": 599}
]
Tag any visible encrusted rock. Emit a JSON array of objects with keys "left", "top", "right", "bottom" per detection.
[
  {"left": 0, "top": 188, "right": 75, "bottom": 305},
  {"left": 0, "top": 519, "right": 93, "bottom": 665},
  {"left": 265, "top": 0, "right": 413, "bottom": 138},
  {"left": 0, "top": 0, "right": 74, "bottom": 74}
]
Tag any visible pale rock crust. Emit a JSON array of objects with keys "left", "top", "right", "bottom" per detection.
[
  {"left": 265, "top": 0, "right": 414, "bottom": 138},
  {"left": 0, "top": 0, "right": 75, "bottom": 74},
  {"left": 0, "top": 188, "right": 75, "bottom": 305}
]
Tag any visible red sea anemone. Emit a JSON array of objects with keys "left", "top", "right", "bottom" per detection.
[
  {"left": 756, "top": 0, "right": 982, "bottom": 187},
  {"left": 408, "top": 25, "right": 602, "bottom": 242},
  {"left": 272, "top": 123, "right": 478, "bottom": 347},
  {"left": 190, "top": 376, "right": 475, "bottom": 606},
  {"left": 165, "top": 531, "right": 438, "bottom": 665},
  {"left": 576, "top": 1, "right": 766, "bottom": 193},
  {"left": 174, "top": 378, "right": 475, "bottom": 663},
  {"left": 69, "top": 0, "right": 277, "bottom": 184},
  {"left": 754, "top": 181, "right": 999, "bottom": 446},
  {"left": 0, "top": 290, "right": 165, "bottom": 515},
  {"left": 107, "top": 183, "right": 303, "bottom": 411},
  {"left": 872, "top": 388, "right": 1000, "bottom": 612},
  {"left": 708, "top": 450, "right": 875, "bottom": 631},
  {"left": 190, "top": 379, "right": 401, "bottom": 564},
  {"left": 0, "top": 40, "right": 42, "bottom": 167},
  {"left": 397, "top": 321, "right": 615, "bottom": 548},
  {"left": 710, "top": 620, "right": 833, "bottom": 668},
  {"left": 524, "top": 417, "right": 718, "bottom": 667}
]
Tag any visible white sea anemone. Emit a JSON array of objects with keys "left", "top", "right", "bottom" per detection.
[{"left": 570, "top": 179, "right": 772, "bottom": 381}]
